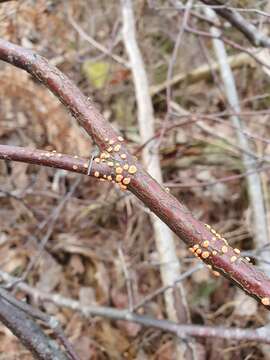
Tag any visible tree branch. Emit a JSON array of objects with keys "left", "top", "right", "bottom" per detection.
[
  {"left": 0, "top": 288, "right": 80, "bottom": 360},
  {"left": 0, "top": 144, "right": 109, "bottom": 178},
  {"left": 0, "top": 295, "right": 70, "bottom": 360},
  {"left": 1, "top": 270, "right": 270, "bottom": 346},
  {"left": 200, "top": 0, "right": 270, "bottom": 48},
  {"left": 1, "top": 38, "right": 270, "bottom": 310}
]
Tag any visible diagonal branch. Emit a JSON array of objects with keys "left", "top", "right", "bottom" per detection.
[
  {"left": 1, "top": 38, "right": 270, "bottom": 310},
  {"left": 200, "top": 0, "right": 270, "bottom": 48},
  {"left": 0, "top": 295, "right": 70, "bottom": 360}
]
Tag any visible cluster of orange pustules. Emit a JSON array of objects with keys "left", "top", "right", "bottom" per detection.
[
  {"left": 189, "top": 224, "right": 245, "bottom": 276},
  {"left": 189, "top": 224, "right": 270, "bottom": 306},
  {"left": 93, "top": 136, "right": 137, "bottom": 191}
]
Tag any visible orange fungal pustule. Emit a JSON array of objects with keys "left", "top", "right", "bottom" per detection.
[
  {"left": 122, "top": 177, "right": 131, "bottom": 185},
  {"left": 114, "top": 144, "right": 121, "bottom": 152},
  {"left": 221, "top": 246, "right": 228, "bottom": 254},
  {"left": 115, "top": 167, "right": 123, "bottom": 174},
  {"left": 202, "top": 251, "right": 210, "bottom": 259},
  {"left": 202, "top": 240, "right": 209, "bottom": 248},
  {"left": 128, "top": 165, "right": 137, "bottom": 174},
  {"left": 116, "top": 174, "right": 123, "bottom": 182},
  {"left": 261, "top": 297, "right": 270, "bottom": 306}
]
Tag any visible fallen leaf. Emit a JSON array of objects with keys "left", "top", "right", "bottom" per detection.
[{"left": 82, "top": 61, "right": 110, "bottom": 89}]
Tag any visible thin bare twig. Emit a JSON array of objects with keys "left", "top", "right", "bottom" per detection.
[
  {"left": 158, "top": 0, "right": 193, "bottom": 149},
  {"left": 68, "top": 11, "right": 129, "bottom": 68},
  {"left": 121, "top": 2, "right": 197, "bottom": 358},
  {"left": 18, "top": 177, "right": 81, "bottom": 285},
  {"left": 1, "top": 270, "right": 270, "bottom": 345},
  {"left": 0, "top": 289, "right": 80, "bottom": 360},
  {"left": 150, "top": 51, "right": 253, "bottom": 96},
  {"left": 184, "top": 24, "right": 270, "bottom": 71},
  {"left": 118, "top": 246, "right": 134, "bottom": 311},
  {"left": 0, "top": 145, "right": 110, "bottom": 177},
  {"left": 133, "top": 264, "right": 203, "bottom": 311},
  {"left": 200, "top": 0, "right": 270, "bottom": 48},
  {"left": 166, "top": 165, "right": 270, "bottom": 189},
  {"left": 0, "top": 294, "right": 70, "bottom": 360}
]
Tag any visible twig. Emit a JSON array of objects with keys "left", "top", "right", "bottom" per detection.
[
  {"left": 121, "top": 2, "right": 197, "bottom": 357},
  {"left": 158, "top": 0, "right": 193, "bottom": 150},
  {"left": 198, "top": 114, "right": 270, "bottom": 146},
  {"left": 134, "top": 111, "right": 270, "bottom": 158},
  {"left": 152, "top": 2, "right": 270, "bottom": 18},
  {"left": 150, "top": 52, "right": 253, "bottom": 96},
  {"left": 166, "top": 0, "right": 193, "bottom": 112},
  {"left": 0, "top": 289, "right": 80, "bottom": 360},
  {"left": 1, "top": 270, "right": 270, "bottom": 345},
  {"left": 184, "top": 24, "right": 270, "bottom": 71},
  {"left": 133, "top": 264, "right": 203, "bottom": 311},
  {"left": 118, "top": 246, "right": 134, "bottom": 311},
  {"left": 165, "top": 165, "right": 270, "bottom": 189},
  {"left": 196, "top": 121, "right": 262, "bottom": 161},
  {"left": 121, "top": 0, "right": 192, "bottom": 348},
  {"left": 18, "top": 177, "right": 81, "bottom": 285},
  {"left": 200, "top": 0, "right": 270, "bottom": 48},
  {"left": 0, "top": 294, "right": 70, "bottom": 360},
  {"left": 68, "top": 11, "right": 129, "bottom": 68},
  {"left": 0, "top": 188, "right": 37, "bottom": 219},
  {"left": 204, "top": 7, "right": 270, "bottom": 276},
  {"left": 0, "top": 145, "right": 110, "bottom": 177},
  {"left": 168, "top": 102, "right": 269, "bottom": 163}
]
